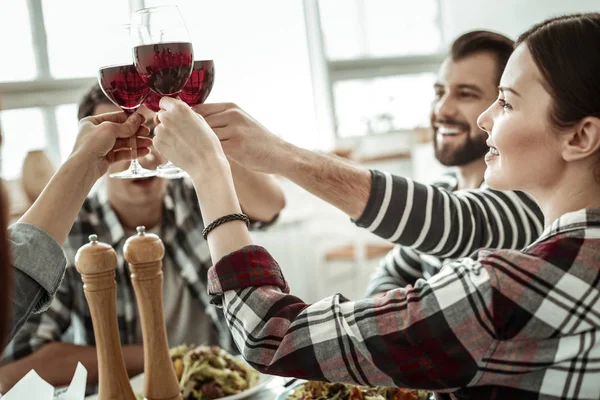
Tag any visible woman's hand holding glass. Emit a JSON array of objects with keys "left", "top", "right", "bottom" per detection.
[
  {"left": 72, "top": 111, "right": 152, "bottom": 180},
  {"left": 152, "top": 97, "right": 227, "bottom": 181}
]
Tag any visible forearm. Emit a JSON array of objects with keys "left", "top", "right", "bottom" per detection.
[
  {"left": 18, "top": 155, "right": 98, "bottom": 246},
  {"left": 189, "top": 157, "right": 253, "bottom": 262},
  {"left": 272, "top": 143, "right": 371, "bottom": 220},
  {"left": 0, "top": 343, "right": 144, "bottom": 392},
  {"left": 229, "top": 160, "right": 285, "bottom": 223}
]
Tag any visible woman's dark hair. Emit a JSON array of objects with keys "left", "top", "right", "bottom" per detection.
[
  {"left": 0, "top": 181, "right": 12, "bottom": 351},
  {"left": 516, "top": 13, "right": 600, "bottom": 129}
]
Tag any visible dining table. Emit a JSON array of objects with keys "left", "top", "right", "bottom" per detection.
[{"left": 83, "top": 376, "right": 291, "bottom": 400}]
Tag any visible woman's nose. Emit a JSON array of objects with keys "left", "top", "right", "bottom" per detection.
[{"left": 477, "top": 104, "right": 494, "bottom": 133}]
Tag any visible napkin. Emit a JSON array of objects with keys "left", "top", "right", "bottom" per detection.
[{"left": 1, "top": 362, "right": 88, "bottom": 400}]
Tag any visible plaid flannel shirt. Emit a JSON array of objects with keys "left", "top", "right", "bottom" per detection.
[
  {"left": 3, "top": 178, "right": 246, "bottom": 362},
  {"left": 207, "top": 172, "right": 600, "bottom": 399}
]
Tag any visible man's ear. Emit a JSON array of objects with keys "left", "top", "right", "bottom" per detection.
[{"left": 562, "top": 117, "right": 600, "bottom": 162}]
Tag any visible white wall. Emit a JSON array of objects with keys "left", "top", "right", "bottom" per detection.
[{"left": 441, "top": 0, "right": 600, "bottom": 42}]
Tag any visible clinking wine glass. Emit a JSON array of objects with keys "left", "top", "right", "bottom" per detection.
[
  {"left": 144, "top": 59, "right": 215, "bottom": 112},
  {"left": 97, "top": 24, "right": 158, "bottom": 179},
  {"left": 131, "top": 5, "right": 193, "bottom": 179},
  {"left": 179, "top": 59, "right": 215, "bottom": 107}
]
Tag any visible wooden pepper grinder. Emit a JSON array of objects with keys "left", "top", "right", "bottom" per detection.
[
  {"left": 124, "top": 226, "right": 182, "bottom": 400},
  {"left": 75, "top": 234, "right": 136, "bottom": 400}
]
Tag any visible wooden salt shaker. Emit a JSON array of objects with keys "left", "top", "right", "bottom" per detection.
[
  {"left": 75, "top": 234, "right": 136, "bottom": 400},
  {"left": 124, "top": 226, "right": 182, "bottom": 400}
]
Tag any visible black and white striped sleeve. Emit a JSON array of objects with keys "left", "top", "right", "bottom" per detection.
[
  {"left": 355, "top": 170, "right": 544, "bottom": 258},
  {"left": 365, "top": 245, "right": 425, "bottom": 296}
]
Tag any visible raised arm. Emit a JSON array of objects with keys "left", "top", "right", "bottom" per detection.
[
  {"left": 229, "top": 160, "right": 285, "bottom": 224},
  {"left": 18, "top": 112, "right": 150, "bottom": 246},
  {"left": 355, "top": 170, "right": 544, "bottom": 258},
  {"left": 190, "top": 106, "right": 285, "bottom": 224},
  {"left": 196, "top": 103, "right": 544, "bottom": 256},
  {"left": 4, "top": 112, "right": 150, "bottom": 348},
  {"left": 206, "top": 245, "right": 496, "bottom": 390}
]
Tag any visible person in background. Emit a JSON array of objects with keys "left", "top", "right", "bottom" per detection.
[
  {"left": 154, "top": 12, "right": 600, "bottom": 398},
  {"left": 0, "top": 85, "right": 286, "bottom": 392},
  {"left": 366, "top": 30, "right": 543, "bottom": 296},
  {"left": 0, "top": 111, "right": 150, "bottom": 354}
]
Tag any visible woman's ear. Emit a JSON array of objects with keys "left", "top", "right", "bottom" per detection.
[{"left": 562, "top": 117, "right": 600, "bottom": 162}]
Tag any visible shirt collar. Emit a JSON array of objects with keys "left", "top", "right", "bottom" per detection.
[
  {"left": 527, "top": 208, "right": 600, "bottom": 248},
  {"left": 92, "top": 179, "right": 178, "bottom": 247}
]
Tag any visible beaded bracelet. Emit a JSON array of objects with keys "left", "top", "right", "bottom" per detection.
[{"left": 202, "top": 213, "right": 251, "bottom": 239}]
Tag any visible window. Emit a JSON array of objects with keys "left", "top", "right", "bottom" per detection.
[
  {"left": 0, "top": 0, "right": 322, "bottom": 180},
  {"left": 0, "top": 1, "right": 37, "bottom": 81},
  {"left": 42, "top": 0, "right": 131, "bottom": 78},
  {"left": 55, "top": 104, "right": 79, "bottom": 161},
  {"left": 142, "top": 0, "right": 321, "bottom": 149},
  {"left": 0, "top": 108, "right": 47, "bottom": 180},
  {"left": 319, "top": 0, "right": 441, "bottom": 60},
  {"left": 312, "top": 0, "right": 444, "bottom": 138},
  {"left": 333, "top": 73, "right": 436, "bottom": 137}
]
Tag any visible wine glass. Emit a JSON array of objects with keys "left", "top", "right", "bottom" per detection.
[
  {"left": 97, "top": 24, "right": 158, "bottom": 179},
  {"left": 142, "top": 89, "right": 162, "bottom": 112},
  {"left": 144, "top": 60, "right": 215, "bottom": 111},
  {"left": 179, "top": 60, "right": 215, "bottom": 107},
  {"left": 131, "top": 5, "right": 194, "bottom": 178}
]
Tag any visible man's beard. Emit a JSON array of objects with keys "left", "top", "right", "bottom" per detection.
[{"left": 433, "top": 125, "right": 489, "bottom": 167}]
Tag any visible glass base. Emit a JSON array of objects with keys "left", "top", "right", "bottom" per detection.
[
  {"left": 109, "top": 160, "right": 159, "bottom": 179},
  {"left": 157, "top": 161, "right": 188, "bottom": 179}
]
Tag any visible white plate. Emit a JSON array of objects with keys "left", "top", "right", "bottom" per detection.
[{"left": 85, "top": 366, "right": 274, "bottom": 400}]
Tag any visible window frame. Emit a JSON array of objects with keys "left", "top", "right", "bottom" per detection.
[
  {"left": 0, "top": 0, "right": 446, "bottom": 171},
  {"left": 302, "top": 0, "right": 445, "bottom": 139},
  {"left": 0, "top": 0, "right": 145, "bottom": 167}
]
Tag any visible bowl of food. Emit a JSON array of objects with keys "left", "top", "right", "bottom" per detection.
[
  {"left": 278, "top": 380, "right": 433, "bottom": 400},
  {"left": 86, "top": 345, "right": 273, "bottom": 400},
  {"left": 170, "top": 344, "right": 266, "bottom": 400}
]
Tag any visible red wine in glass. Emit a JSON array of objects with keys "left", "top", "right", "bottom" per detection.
[
  {"left": 179, "top": 60, "right": 215, "bottom": 107},
  {"left": 97, "top": 63, "right": 156, "bottom": 179},
  {"left": 143, "top": 60, "right": 215, "bottom": 111},
  {"left": 98, "top": 64, "right": 149, "bottom": 113},
  {"left": 143, "top": 90, "right": 161, "bottom": 112},
  {"left": 133, "top": 42, "right": 193, "bottom": 96}
]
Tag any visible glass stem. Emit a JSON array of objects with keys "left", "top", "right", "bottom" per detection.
[
  {"left": 125, "top": 108, "right": 140, "bottom": 173},
  {"left": 131, "top": 135, "right": 138, "bottom": 162}
]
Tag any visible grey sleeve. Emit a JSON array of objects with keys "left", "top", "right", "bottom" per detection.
[{"left": 7, "top": 223, "right": 66, "bottom": 336}]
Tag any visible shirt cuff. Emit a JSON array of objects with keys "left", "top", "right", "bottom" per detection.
[
  {"left": 8, "top": 222, "right": 67, "bottom": 313},
  {"left": 207, "top": 245, "right": 289, "bottom": 306},
  {"left": 353, "top": 169, "right": 386, "bottom": 228}
]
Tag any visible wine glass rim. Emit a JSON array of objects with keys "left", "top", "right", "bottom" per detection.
[{"left": 133, "top": 4, "right": 180, "bottom": 14}]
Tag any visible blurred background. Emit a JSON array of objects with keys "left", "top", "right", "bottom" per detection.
[{"left": 1, "top": 0, "right": 598, "bottom": 301}]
